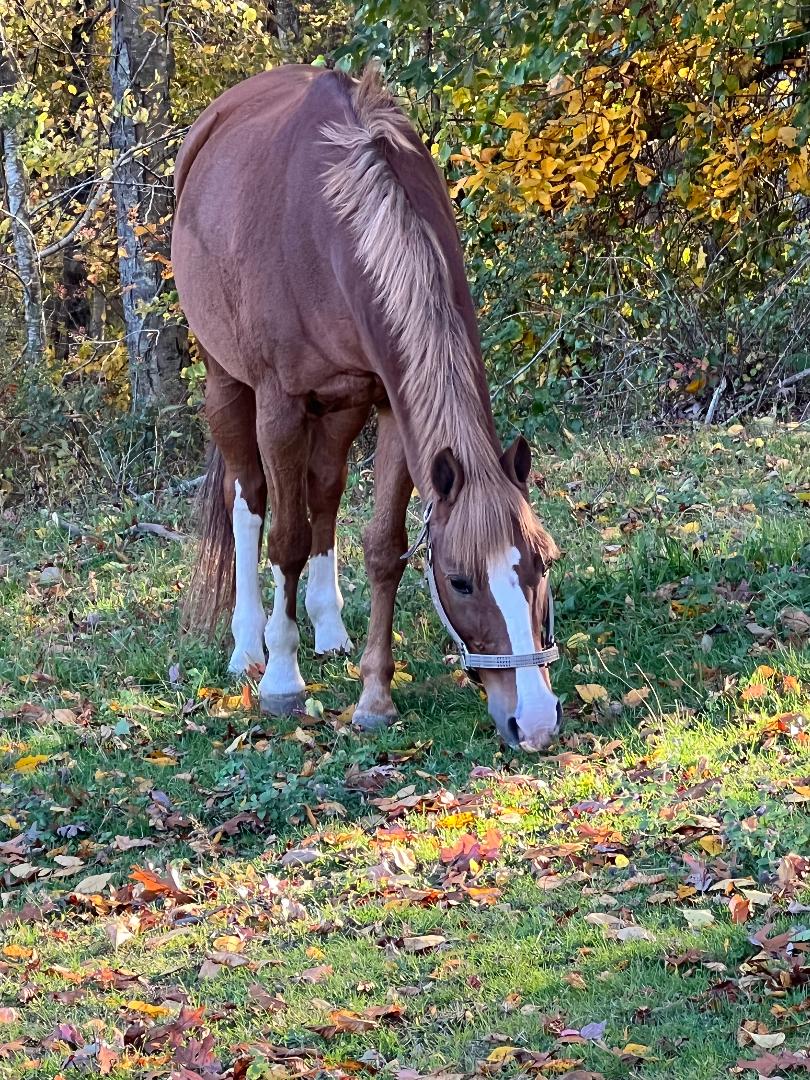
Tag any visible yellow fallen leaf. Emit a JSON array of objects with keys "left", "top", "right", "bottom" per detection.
[
  {"left": 486, "top": 1046, "right": 518, "bottom": 1064},
  {"left": 794, "top": 492, "right": 810, "bottom": 503},
  {"left": 212, "top": 935, "right": 244, "bottom": 954},
  {"left": 575, "top": 683, "right": 608, "bottom": 704},
  {"left": 345, "top": 662, "right": 361, "bottom": 680},
  {"left": 391, "top": 669, "right": 413, "bottom": 688},
  {"left": 698, "top": 836, "right": 724, "bottom": 856},
  {"left": 614, "top": 854, "right": 630, "bottom": 868},
  {"left": 123, "top": 999, "right": 172, "bottom": 1018},
  {"left": 197, "top": 686, "right": 222, "bottom": 700},
  {"left": 679, "top": 521, "right": 701, "bottom": 534},
  {"left": 437, "top": 812, "right": 476, "bottom": 829},
  {"left": 622, "top": 1043, "right": 651, "bottom": 1056},
  {"left": 13, "top": 754, "right": 50, "bottom": 773},
  {"left": 143, "top": 751, "right": 177, "bottom": 766}
]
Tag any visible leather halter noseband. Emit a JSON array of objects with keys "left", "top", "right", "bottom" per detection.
[{"left": 402, "top": 501, "right": 560, "bottom": 672}]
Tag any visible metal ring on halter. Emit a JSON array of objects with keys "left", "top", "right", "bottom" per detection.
[{"left": 402, "top": 500, "right": 560, "bottom": 672}]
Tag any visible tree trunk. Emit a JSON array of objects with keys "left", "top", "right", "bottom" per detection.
[
  {"left": 0, "top": 43, "right": 46, "bottom": 367},
  {"left": 267, "top": 0, "right": 300, "bottom": 48},
  {"left": 109, "top": 0, "right": 188, "bottom": 410},
  {"left": 51, "top": 1, "right": 99, "bottom": 362}
]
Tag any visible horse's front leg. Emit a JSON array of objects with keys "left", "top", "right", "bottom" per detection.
[
  {"left": 354, "top": 407, "right": 413, "bottom": 730},
  {"left": 254, "top": 383, "right": 313, "bottom": 715}
]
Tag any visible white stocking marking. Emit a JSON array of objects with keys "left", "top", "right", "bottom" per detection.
[
  {"left": 228, "top": 480, "right": 266, "bottom": 675},
  {"left": 487, "top": 547, "right": 558, "bottom": 746},
  {"left": 258, "top": 564, "right": 306, "bottom": 700},
  {"left": 305, "top": 549, "right": 353, "bottom": 654}
]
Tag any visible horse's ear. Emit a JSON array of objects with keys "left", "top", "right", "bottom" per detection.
[
  {"left": 431, "top": 448, "right": 465, "bottom": 505},
  {"left": 501, "top": 436, "right": 532, "bottom": 487}
]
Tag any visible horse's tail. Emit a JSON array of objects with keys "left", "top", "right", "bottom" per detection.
[{"left": 182, "top": 444, "right": 234, "bottom": 637}]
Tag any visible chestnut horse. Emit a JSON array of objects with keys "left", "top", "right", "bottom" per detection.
[{"left": 172, "top": 65, "right": 562, "bottom": 751}]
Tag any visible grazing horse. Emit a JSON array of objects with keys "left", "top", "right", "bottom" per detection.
[{"left": 172, "top": 64, "right": 562, "bottom": 751}]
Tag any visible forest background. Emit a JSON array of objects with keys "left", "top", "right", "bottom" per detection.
[{"left": 1, "top": 0, "right": 809, "bottom": 500}]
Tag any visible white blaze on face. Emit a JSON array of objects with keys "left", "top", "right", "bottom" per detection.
[
  {"left": 305, "top": 549, "right": 353, "bottom": 654},
  {"left": 259, "top": 563, "right": 306, "bottom": 699},
  {"left": 487, "top": 546, "right": 559, "bottom": 748},
  {"left": 228, "top": 479, "right": 267, "bottom": 675}
]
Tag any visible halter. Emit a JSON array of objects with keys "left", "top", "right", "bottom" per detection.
[{"left": 402, "top": 501, "right": 560, "bottom": 672}]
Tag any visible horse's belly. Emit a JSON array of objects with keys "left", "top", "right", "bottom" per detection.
[{"left": 306, "top": 372, "right": 387, "bottom": 414}]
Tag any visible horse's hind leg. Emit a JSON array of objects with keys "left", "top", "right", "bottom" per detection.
[
  {"left": 254, "top": 380, "right": 312, "bottom": 714},
  {"left": 205, "top": 356, "right": 268, "bottom": 675},
  {"left": 306, "top": 406, "right": 370, "bottom": 654}
]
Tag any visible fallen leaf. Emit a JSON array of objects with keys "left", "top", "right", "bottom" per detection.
[
  {"left": 622, "top": 687, "right": 650, "bottom": 708},
  {"left": 300, "top": 964, "right": 333, "bottom": 983},
  {"left": 614, "top": 925, "right": 655, "bottom": 942},
  {"left": 13, "top": 754, "right": 50, "bottom": 773},
  {"left": 681, "top": 908, "right": 715, "bottom": 929},
  {"left": 212, "top": 935, "right": 245, "bottom": 953},
  {"left": 113, "top": 836, "right": 155, "bottom": 852},
  {"left": 280, "top": 848, "right": 319, "bottom": 867},
  {"left": 486, "top": 1046, "right": 518, "bottom": 1063},
  {"left": 749, "top": 1033, "right": 786, "bottom": 1049},
  {"left": 2, "top": 945, "right": 33, "bottom": 960},
  {"left": 698, "top": 836, "right": 724, "bottom": 855},
  {"left": 53, "top": 708, "right": 78, "bottom": 725},
  {"left": 575, "top": 684, "right": 608, "bottom": 705},
  {"left": 741, "top": 683, "right": 768, "bottom": 702},
  {"left": 729, "top": 895, "right": 750, "bottom": 924},
  {"left": 402, "top": 934, "right": 446, "bottom": 953},
  {"left": 735, "top": 1050, "right": 810, "bottom": 1075},
  {"left": 248, "top": 983, "right": 288, "bottom": 1011},
  {"left": 780, "top": 608, "right": 810, "bottom": 637},
  {"left": 123, "top": 999, "right": 172, "bottom": 1018},
  {"left": 73, "top": 872, "right": 114, "bottom": 896}
]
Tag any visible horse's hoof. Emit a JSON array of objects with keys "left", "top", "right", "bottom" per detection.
[
  {"left": 352, "top": 709, "right": 396, "bottom": 732},
  {"left": 260, "top": 691, "right": 305, "bottom": 716},
  {"left": 314, "top": 638, "right": 353, "bottom": 657}
]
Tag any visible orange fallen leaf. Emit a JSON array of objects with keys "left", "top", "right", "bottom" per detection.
[{"left": 740, "top": 683, "right": 768, "bottom": 701}]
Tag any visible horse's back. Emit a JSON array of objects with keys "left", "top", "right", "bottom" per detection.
[{"left": 172, "top": 66, "right": 362, "bottom": 385}]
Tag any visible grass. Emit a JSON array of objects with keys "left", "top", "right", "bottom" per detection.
[{"left": 0, "top": 421, "right": 808, "bottom": 1080}]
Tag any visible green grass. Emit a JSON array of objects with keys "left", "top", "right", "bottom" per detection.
[{"left": 0, "top": 422, "right": 808, "bottom": 1079}]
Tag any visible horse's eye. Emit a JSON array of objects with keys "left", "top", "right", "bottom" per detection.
[{"left": 449, "top": 575, "right": 473, "bottom": 595}]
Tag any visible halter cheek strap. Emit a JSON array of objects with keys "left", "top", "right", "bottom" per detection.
[{"left": 402, "top": 501, "right": 560, "bottom": 672}]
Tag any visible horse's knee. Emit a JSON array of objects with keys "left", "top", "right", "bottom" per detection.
[
  {"left": 267, "top": 522, "right": 311, "bottom": 578},
  {"left": 362, "top": 521, "right": 407, "bottom": 584}
]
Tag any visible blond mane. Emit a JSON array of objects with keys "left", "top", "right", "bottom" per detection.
[{"left": 322, "top": 67, "right": 558, "bottom": 574}]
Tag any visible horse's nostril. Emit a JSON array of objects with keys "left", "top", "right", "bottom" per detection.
[{"left": 506, "top": 716, "right": 521, "bottom": 746}]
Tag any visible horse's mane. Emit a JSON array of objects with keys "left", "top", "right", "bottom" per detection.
[{"left": 322, "top": 67, "right": 558, "bottom": 574}]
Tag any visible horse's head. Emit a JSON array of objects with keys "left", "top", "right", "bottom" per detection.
[{"left": 426, "top": 437, "right": 562, "bottom": 752}]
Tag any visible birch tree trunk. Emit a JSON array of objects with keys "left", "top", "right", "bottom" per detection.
[
  {"left": 109, "top": 0, "right": 188, "bottom": 410},
  {"left": 0, "top": 43, "right": 46, "bottom": 367}
]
